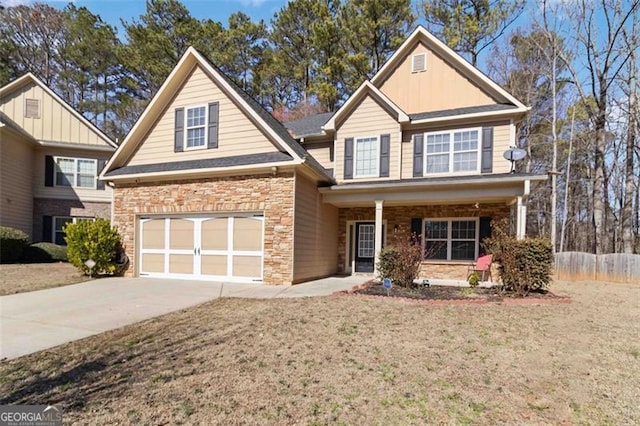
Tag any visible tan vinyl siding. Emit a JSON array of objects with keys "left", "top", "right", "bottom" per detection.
[
  {"left": 378, "top": 42, "right": 497, "bottom": 114},
  {"left": 304, "top": 141, "right": 333, "bottom": 170},
  {"left": 128, "top": 65, "right": 280, "bottom": 166},
  {"left": 0, "top": 132, "right": 34, "bottom": 237},
  {"left": 0, "top": 81, "right": 109, "bottom": 147},
  {"left": 293, "top": 172, "right": 338, "bottom": 282},
  {"left": 400, "top": 120, "right": 513, "bottom": 178},
  {"left": 33, "top": 147, "right": 112, "bottom": 202},
  {"left": 335, "top": 95, "right": 400, "bottom": 183}
]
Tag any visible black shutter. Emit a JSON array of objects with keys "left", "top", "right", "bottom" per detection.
[
  {"left": 413, "top": 134, "right": 424, "bottom": 177},
  {"left": 479, "top": 217, "right": 492, "bottom": 255},
  {"left": 379, "top": 134, "right": 390, "bottom": 177},
  {"left": 411, "top": 217, "right": 423, "bottom": 243},
  {"left": 43, "top": 215, "right": 53, "bottom": 242},
  {"left": 208, "top": 102, "right": 219, "bottom": 149},
  {"left": 344, "top": 137, "right": 354, "bottom": 179},
  {"left": 481, "top": 127, "right": 493, "bottom": 173},
  {"left": 97, "top": 159, "right": 106, "bottom": 190},
  {"left": 174, "top": 107, "right": 184, "bottom": 152},
  {"left": 45, "top": 155, "right": 54, "bottom": 187}
]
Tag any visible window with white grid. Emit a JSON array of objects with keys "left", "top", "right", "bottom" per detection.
[
  {"left": 423, "top": 218, "right": 478, "bottom": 261},
  {"left": 354, "top": 136, "right": 379, "bottom": 177},
  {"left": 186, "top": 106, "right": 207, "bottom": 149},
  {"left": 424, "top": 128, "right": 480, "bottom": 175},
  {"left": 358, "top": 224, "right": 375, "bottom": 258},
  {"left": 55, "top": 157, "right": 97, "bottom": 189}
]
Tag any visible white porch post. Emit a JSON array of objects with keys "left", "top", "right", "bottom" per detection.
[
  {"left": 374, "top": 200, "right": 384, "bottom": 276},
  {"left": 516, "top": 196, "right": 527, "bottom": 239}
]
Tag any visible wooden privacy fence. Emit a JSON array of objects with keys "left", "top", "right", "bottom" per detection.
[{"left": 555, "top": 252, "right": 640, "bottom": 283}]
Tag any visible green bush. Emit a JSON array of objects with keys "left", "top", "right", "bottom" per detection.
[
  {"left": 376, "top": 225, "right": 423, "bottom": 288},
  {"left": 22, "top": 242, "right": 68, "bottom": 263},
  {"left": 65, "top": 218, "right": 122, "bottom": 276},
  {"left": 0, "top": 226, "right": 30, "bottom": 263},
  {"left": 485, "top": 219, "right": 554, "bottom": 296},
  {"left": 467, "top": 271, "right": 480, "bottom": 288}
]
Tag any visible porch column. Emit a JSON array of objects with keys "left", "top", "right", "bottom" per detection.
[
  {"left": 516, "top": 196, "right": 527, "bottom": 239},
  {"left": 374, "top": 200, "right": 384, "bottom": 276}
]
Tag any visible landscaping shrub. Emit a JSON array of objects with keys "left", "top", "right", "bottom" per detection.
[
  {"left": 0, "top": 226, "right": 30, "bottom": 263},
  {"left": 65, "top": 218, "right": 122, "bottom": 276},
  {"left": 21, "top": 242, "right": 68, "bottom": 263},
  {"left": 376, "top": 225, "right": 423, "bottom": 287},
  {"left": 484, "top": 218, "right": 554, "bottom": 296}
]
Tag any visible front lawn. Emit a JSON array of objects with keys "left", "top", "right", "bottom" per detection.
[
  {"left": 1, "top": 280, "right": 638, "bottom": 424},
  {"left": 0, "top": 263, "right": 87, "bottom": 296}
]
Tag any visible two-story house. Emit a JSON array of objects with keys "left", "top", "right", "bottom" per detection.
[
  {"left": 101, "top": 27, "right": 545, "bottom": 285},
  {"left": 0, "top": 73, "right": 117, "bottom": 244}
]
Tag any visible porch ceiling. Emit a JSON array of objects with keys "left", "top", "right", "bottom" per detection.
[{"left": 319, "top": 175, "right": 544, "bottom": 207}]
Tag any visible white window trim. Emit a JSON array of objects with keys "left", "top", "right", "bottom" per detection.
[
  {"left": 424, "top": 127, "right": 482, "bottom": 176},
  {"left": 53, "top": 156, "right": 98, "bottom": 189},
  {"left": 353, "top": 135, "right": 380, "bottom": 178},
  {"left": 184, "top": 104, "right": 208, "bottom": 151},
  {"left": 422, "top": 217, "right": 479, "bottom": 261},
  {"left": 52, "top": 216, "right": 94, "bottom": 245},
  {"left": 412, "top": 53, "right": 427, "bottom": 73}
]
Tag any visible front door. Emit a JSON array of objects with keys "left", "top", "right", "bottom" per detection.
[{"left": 355, "top": 222, "right": 375, "bottom": 273}]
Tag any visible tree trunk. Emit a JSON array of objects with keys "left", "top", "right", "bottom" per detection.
[{"left": 622, "top": 47, "right": 637, "bottom": 253}]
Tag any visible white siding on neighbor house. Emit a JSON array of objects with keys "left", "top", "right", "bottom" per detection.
[
  {"left": 304, "top": 140, "right": 333, "bottom": 170},
  {"left": 293, "top": 172, "right": 339, "bottom": 282},
  {"left": 378, "top": 42, "right": 498, "bottom": 114},
  {"left": 335, "top": 94, "right": 400, "bottom": 183},
  {"left": 33, "top": 147, "right": 112, "bottom": 202},
  {"left": 0, "top": 131, "right": 34, "bottom": 237},
  {"left": 400, "top": 120, "right": 513, "bottom": 179},
  {"left": 128, "top": 65, "right": 280, "bottom": 166},
  {"left": 0, "top": 81, "right": 110, "bottom": 147}
]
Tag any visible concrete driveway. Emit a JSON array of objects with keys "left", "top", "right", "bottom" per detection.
[{"left": 0, "top": 275, "right": 367, "bottom": 360}]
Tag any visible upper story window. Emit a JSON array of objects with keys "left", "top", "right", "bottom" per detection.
[
  {"left": 185, "top": 105, "right": 207, "bottom": 149},
  {"left": 424, "top": 218, "right": 478, "bottom": 261},
  {"left": 412, "top": 53, "right": 427, "bottom": 73},
  {"left": 55, "top": 157, "right": 97, "bottom": 189},
  {"left": 354, "top": 136, "right": 379, "bottom": 178},
  {"left": 425, "top": 128, "right": 481, "bottom": 175},
  {"left": 24, "top": 98, "right": 40, "bottom": 118}
]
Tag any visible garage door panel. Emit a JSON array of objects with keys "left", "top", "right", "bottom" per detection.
[
  {"left": 201, "top": 255, "right": 227, "bottom": 276},
  {"left": 169, "top": 254, "right": 194, "bottom": 274},
  {"left": 233, "top": 218, "right": 262, "bottom": 251},
  {"left": 201, "top": 218, "right": 227, "bottom": 251},
  {"left": 232, "top": 255, "right": 261, "bottom": 277},
  {"left": 142, "top": 220, "right": 165, "bottom": 249},
  {"left": 141, "top": 253, "right": 164, "bottom": 273},
  {"left": 170, "top": 219, "right": 194, "bottom": 250}
]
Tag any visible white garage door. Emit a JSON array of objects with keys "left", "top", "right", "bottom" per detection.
[{"left": 139, "top": 214, "right": 264, "bottom": 282}]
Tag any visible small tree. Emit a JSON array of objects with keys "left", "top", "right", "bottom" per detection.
[
  {"left": 64, "top": 218, "right": 121, "bottom": 276},
  {"left": 376, "top": 224, "right": 423, "bottom": 288}
]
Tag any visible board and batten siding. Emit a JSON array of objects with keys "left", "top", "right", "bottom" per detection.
[
  {"left": 33, "top": 148, "right": 112, "bottom": 202},
  {"left": 0, "top": 132, "right": 34, "bottom": 237},
  {"left": 400, "top": 120, "right": 513, "bottom": 179},
  {"left": 0, "top": 82, "right": 107, "bottom": 146},
  {"left": 378, "top": 42, "right": 497, "bottom": 114},
  {"left": 128, "top": 65, "right": 280, "bottom": 166},
  {"left": 293, "top": 172, "right": 338, "bottom": 283},
  {"left": 335, "top": 95, "right": 400, "bottom": 183},
  {"left": 304, "top": 141, "right": 333, "bottom": 170}
]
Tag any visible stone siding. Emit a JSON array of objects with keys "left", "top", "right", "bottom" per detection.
[
  {"left": 338, "top": 203, "right": 510, "bottom": 280},
  {"left": 33, "top": 198, "right": 111, "bottom": 242},
  {"left": 112, "top": 173, "right": 295, "bottom": 286}
]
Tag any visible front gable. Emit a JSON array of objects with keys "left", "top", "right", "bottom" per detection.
[
  {"left": 127, "top": 64, "right": 282, "bottom": 167},
  {"left": 377, "top": 41, "right": 498, "bottom": 114},
  {"left": 0, "top": 74, "right": 115, "bottom": 149}
]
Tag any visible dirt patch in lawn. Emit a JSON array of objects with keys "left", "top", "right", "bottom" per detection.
[
  {"left": 352, "top": 283, "right": 566, "bottom": 303},
  {"left": 1, "top": 280, "right": 638, "bottom": 425},
  {"left": 0, "top": 263, "right": 87, "bottom": 296}
]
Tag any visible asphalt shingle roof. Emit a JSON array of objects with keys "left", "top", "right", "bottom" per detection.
[
  {"left": 105, "top": 152, "right": 293, "bottom": 177},
  {"left": 283, "top": 112, "right": 334, "bottom": 138},
  {"left": 409, "top": 104, "right": 518, "bottom": 121}
]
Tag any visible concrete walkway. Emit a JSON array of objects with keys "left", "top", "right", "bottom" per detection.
[{"left": 0, "top": 275, "right": 368, "bottom": 360}]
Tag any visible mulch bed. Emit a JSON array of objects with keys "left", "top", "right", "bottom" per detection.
[{"left": 338, "top": 282, "right": 571, "bottom": 306}]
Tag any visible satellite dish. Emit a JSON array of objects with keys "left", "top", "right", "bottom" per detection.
[{"left": 503, "top": 147, "right": 527, "bottom": 173}]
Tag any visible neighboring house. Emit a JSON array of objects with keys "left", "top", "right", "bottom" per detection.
[
  {"left": 0, "top": 73, "right": 117, "bottom": 244},
  {"left": 101, "top": 26, "right": 545, "bottom": 285}
]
